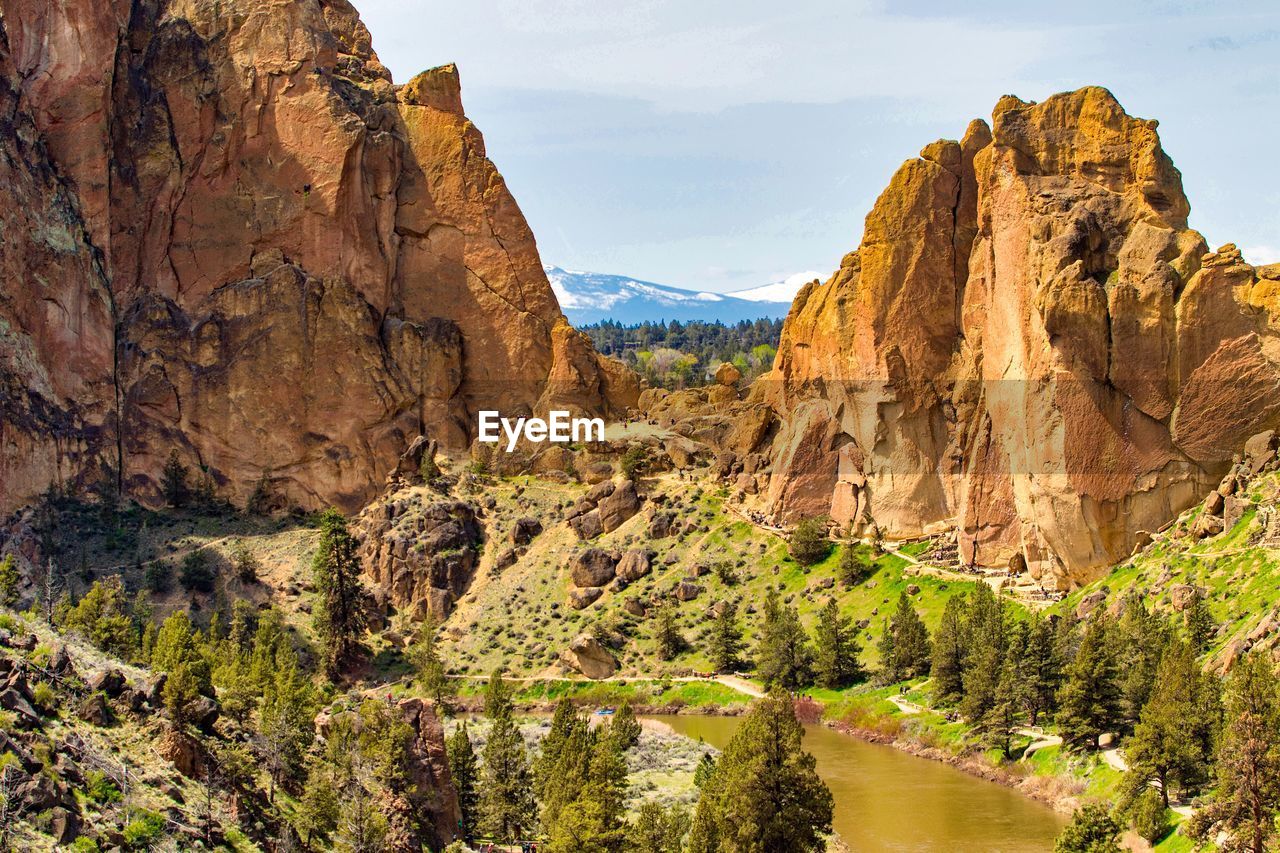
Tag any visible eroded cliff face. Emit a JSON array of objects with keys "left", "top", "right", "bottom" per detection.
[
  {"left": 760, "top": 88, "right": 1280, "bottom": 586},
  {"left": 0, "top": 0, "right": 636, "bottom": 516}
]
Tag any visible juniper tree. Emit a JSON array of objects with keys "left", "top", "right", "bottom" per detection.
[
  {"left": 812, "top": 598, "right": 864, "bottom": 689},
  {"left": 480, "top": 671, "right": 535, "bottom": 841},
  {"left": 1057, "top": 615, "right": 1121, "bottom": 750},
  {"left": 755, "top": 588, "right": 813, "bottom": 690},
  {"left": 311, "top": 509, "right": 367, "bottom": 678},
  {"left": 653, "top": 599, "right": 685, "bottom": 661},
  {"left": 1124, "top": 639, "right": 1220, "bottom": 808},
  {"left": 610, "top": 702, "right": 642, "bottom": 751},
  {"left": 1184, "top": 591, "right": 1216, "bottom": 653},
  {"left": 984, "top": 654, "right": 1026, "bottom": 758},
  {"left": 1115, "top": 593, "right": 1171, "bottom": 724},
  {"left": 1021, "top": 613, "right": 1061, "bottom": 726},
  {"left": 0, "top": 554, "right": 18, "bottom": 607},
  {"left": 930, "top": 595, "right": 967, "bottom": 705},
  {"left": 446, "top": 722, "right": 480, "bottom": 841},
  {"left": 160, "top": 450, "right": 190, "bottom": 507},
  {"left": 410, "top": 619, "right": 453, "bottom": 713},
  {"left": 709, "top": 599, "right": 745, "bottom": 674},
  {"left": 880, "top": 593, "right": 930, "bottom": 683},
  {"left": 687, "top": 690, "right": 833, "bottom": 853},
  {"left": 837, "top": 545, "right": 871, "bottom": 588},
  {"left": 1186, "top": 651, "right": 1280, "bottom": 853},
  {"left": 788, "top": 517, "right": 831, "bottom": 566},
  {"left": 1054, "top": 804, "right": 1121, "bottom": 853}
]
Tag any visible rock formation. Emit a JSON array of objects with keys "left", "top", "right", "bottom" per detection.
[
  {"left": 759, "top": 88, "right": 1280, "bottom": 586},
  {"left": 0, "top": 0, "right": 636, "bottom": 518}
]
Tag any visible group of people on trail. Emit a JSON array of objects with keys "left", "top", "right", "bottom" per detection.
[{"left": 474, "top": 842, "right": 538, "bottom": 852}]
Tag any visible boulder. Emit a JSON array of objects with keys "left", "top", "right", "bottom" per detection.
[
  {"left": 616, "top": 549, "right": 652, "bottom": 582},
  {"left": 509, "top": 517, "right": 542, "bottom": 546},
  {"left": 1169, "top": 584, "right": 1200, "bottom": 612},
  {"left": 649, "top": 512, "right": 674, "bottom": 539},
  {"left": 598, "top": 480, "right": 641, "bottom": 532},
  {"left": 493, "top": 547, "right": 519, "bottom": 572},
  {"left": 1076, "top": 590, "right": 1108, "bottom": 618},
  {"left": 623, "top": 597, "right": 646, "bottom": 617},
  {"left": 714, "top": 362, "right": 742, "bottom": 386},
  {"left": 571, "top": 549, "right": 618, "bottom": 588},
  {"left": 674, "top": 581, "right": 703, "bottom": 601},
  {"left": 77, "top": 692, "right": 114, "bottom": 726},
  {"left": 1244, "top": 429, "right": 1278, "bottom": 472},
  {"left": 1193, "top": 513, "right": 1224, "bottom": 540},
  {"left": 1203, "top": 490, "right": 1224, "bottom": 516},
  {"left": 87, "top": 668, "right": 126, "bottom": 698},
  {"left": 561, "top": 634, "right": 619, "bottom": 679},
  {"left": 568, "top": 587, "right": 604, "bottom": 610},
  {"left": 570, "top": 510, "right": 604, "bottom": 540}
]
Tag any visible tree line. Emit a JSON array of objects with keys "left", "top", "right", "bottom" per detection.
[{"left": 581, "top": 319, "right": 781, "bottom": 389}]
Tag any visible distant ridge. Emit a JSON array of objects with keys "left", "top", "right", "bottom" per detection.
[{"left": 547, "top": 265, "right": 815, "bottom": 325}]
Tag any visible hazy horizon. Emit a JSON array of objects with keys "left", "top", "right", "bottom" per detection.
[{"left": 360, "top": 0, "right": 1280, "bottom": 292}]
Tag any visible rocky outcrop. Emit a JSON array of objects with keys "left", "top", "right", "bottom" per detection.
[
  {"left": 356, "top": 488, "right": 483, "bottom": 620},
  {"left": 0, "top": 0, "right": 635, "bottom": 517},
  {"left": 561, "top": 633, "right": 619, "bottom": 679},
  {"left": 759, "top": 88, "right": 1280, "bottom": 586}
]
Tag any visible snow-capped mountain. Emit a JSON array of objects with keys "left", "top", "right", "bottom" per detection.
[
  {"left": 726, "top": 271, "right": 823, "bottom": 303},
  {"left": 546, "top": 265, "right": 811, "bottom": 325}
]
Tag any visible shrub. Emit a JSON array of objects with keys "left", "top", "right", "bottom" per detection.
[
  {"left": 1129, "top": 789, "right": 1168, "bottom": 845},
  {"left": 789, "top": 516, "right": 832, "bottom": 566},
  {"left": 122, "top": 809, "right": 166, "bottom": 849},
  {"left": 85, "top": 770, "right": 123, "bottom": 805},
  {"left": 144, "top": 562, "right": 171, "bottom": 593},
  {"left": 30, "top": 680, "right": 57, "bottom": 714},
  {"left": 67, "top": 838, "right": 102, "bottom": 853},
  {"left": 621, "top": 445, "right": 648, "bottom": 480},
  {"left": 179, "top": 551, "right": 214, "bottom": 593},
  {"left": 230, "top": 540, "right": 260, "bottom": 584}
]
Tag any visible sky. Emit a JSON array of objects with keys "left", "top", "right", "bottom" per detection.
[{"left": 359, "top": 0, "right": 1280, "bottom": 293}]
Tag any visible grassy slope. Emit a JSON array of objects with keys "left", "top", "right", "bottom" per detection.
[{"left": 438, "top": 472, "right": 994, "bottom": 678}]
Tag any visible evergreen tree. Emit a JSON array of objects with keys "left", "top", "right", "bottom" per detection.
[
  {"left": 1054, "top": 804, "right": 1121, "bottom": 853},
  {"left": 152, "top": 609, "right": 212, "bottom": 694},
  {"left": 788, "top": 517, "right": 831, "bottom": 566},
  {"left": 709, "top": 600, "right": 744, "bottom": 674},
  {"left": 446, "top": 722, "right": 480, "bottom": 841},
  {"left": 628, "top": 801, "right": 690, "bottom": 853},
  {"left": 1184, "top": 591, "right": 1216, "bottom": 653},
  {"left": 296, "top": 759, "right": 340, "bottom": 848},
  {"left": 0, "top": 554, "right": 18, "bottom": 607},
  {"left": 1057, "top": 616, "right": 1121, "bottom": 750},
  {"left": 812, "top": 598, "right": 864, "bottom": 689},
  {"left": 311, "top": 509, "right": 367, "bottom": 678},
  {"left": 653, "top": 600, "right": 685, "bottom": 661},
  {"left": 256, "top": 644, "right": 316, "bottom": 800},
  {"left": 1115, "top": 593, "right": 1170, "bottom": 724},
  {"left": 160, "top": 450, "right": 190, "bottom": 508},
  {"left": 693, "top": 752, "right": 716, "bottom": 789},
  {"left": 1021, "top": 613, "right": 1061, "bottom": 726},
  {"left": 930, "top": 595, "right": 967, "bottom": 705},
  {"left": 611, "top": 702, "right": 642, "bottom": 751},
  {"left": 754, "top": 588, "right": 814, "bottom": 690},
  {"left": 881, "top": 593, "right": 930, "bottom": 682},
  {"left": 536, "top": 698, "right": 580, "bottom": 804},
  {"left": 960, "top": 583, "right": 1007, "bottom": 724},
  {"left": 687, "top": 690, "right": 833, "bottom": 853},
  {"left": 1124, "top": 639, "right": 1220, "bottom": 807},
  {"left": 480, "top": 671, "right": 535, "bottom": 841},
  {"left": 837, "top": 545, "right": 871, "bottom": 588},
  {"left": 1187, "top": 651, "right": 1280, "bottom": 853},
  {"left": 984, "top": 654, "right": 1026, "bottom": 758},
  {"left": 410, "top": 620, "right": 453, "bottom": 713}
]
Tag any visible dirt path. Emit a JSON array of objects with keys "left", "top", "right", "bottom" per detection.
[{"left": 446, "top": 672, "right": 767, "bottom": 700}]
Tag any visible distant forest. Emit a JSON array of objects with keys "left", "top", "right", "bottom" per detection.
[{"left": 581, "top": 318, "right": 783, "bottom": 389}]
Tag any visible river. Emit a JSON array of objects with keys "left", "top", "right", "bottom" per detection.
[{"left": 647, "top": 714, "right": 1065, "bottom": 852}]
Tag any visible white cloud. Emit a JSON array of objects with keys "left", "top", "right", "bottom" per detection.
[{"left": 1243, "top": 245, "right": 1280, "bottom": 265}]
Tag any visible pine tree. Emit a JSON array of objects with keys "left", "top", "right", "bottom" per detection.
[
  {"left": 812, "top": 598, "right": 864, "bottom": 689},
  {"left": 788, "top": 517, "right": 831, "bottom": 566},
  {"left": 410, "top": 619, "right": 453, "bottom": 713},
  {"left": 754, "top": 588, "right": 814, "bottom": 690},
  {"left": 709, "top": 600, "right": 744, "bottom": 674},
  {"left": 653, "top": 600, "right": 685, "bottom": 661},
  {"left": 611, "top": 702, "right": 642, "bottom": 751},
  {"left": 256, "top": 644, "right": 316, "bottom": 800},
  {"left": 480, "top": 671, "right": 535, "bottom": 841},
  {"left": 447, "top": 722, "right": 480, "bottom": 841},
  {"left": 1057, "top": 616, "right": 1121, "bottom": 750},
  {"left": 960, "top": 583, "right": 1006, "bottom": 723},
  {"left": 0, "top": 554, "right": 18, "bottom": 607},
  {"left": 160, "top": 450, "right": 190, "bottom": 507},
  {"left": 1187, "top": 651, "right": 1280, "bottom": 853},
  {"left": 930, "top": 595, "right": 967, "bottom": 705},
  {"left": 837, "top": 545, "right": 871, "bottom": 588},
  {"left": 1124, "top": 639, "right": 1220, "bottom": 807},
  {"left": 984, "top": 654, "right": 1025, "bottom": 758},
  {"left": 311, "top": 509, "right": 367, "bottom": 678},
  {"left": 1054, "top": 804, "right": 1121, "bottom": 853},
  {"left": 1184, "top": 591, "right": 1216, "bottom": 653},
  {"left": 1021, "top": 613, "right": 1061, "bottom": 726},
  {"left": 687, "top": 690, "right": 833, "bottom": 853},
  {"left": 629, "top": 800, "right": 690, "bottom": 853},
  {"left": 1115, "top": 593, "right": 1170, "bottom": 724},
  {"left": 544, "top": 725, "right": 628, "bottom": 853},
  {"left": 295, "top": 759, "right": 340, "bottom": 847},
  {"left": 881, "top": 593, "right": 930, "bottom": 683}
]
